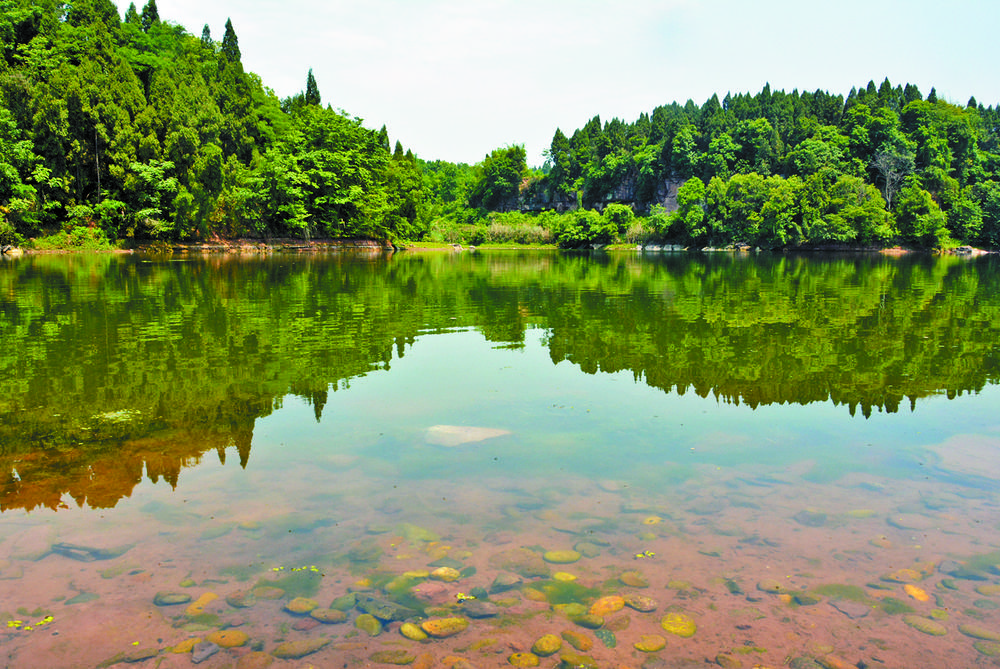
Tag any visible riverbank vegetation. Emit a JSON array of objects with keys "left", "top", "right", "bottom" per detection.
[{"left": 0, "top": 1, "right": 998, "bottom": 251}]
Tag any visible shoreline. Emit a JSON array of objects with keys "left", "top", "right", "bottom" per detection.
[{"left": 1, "top": 238, "right": 993, "bottom": 257}]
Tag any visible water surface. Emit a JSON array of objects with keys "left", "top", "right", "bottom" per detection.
[{"left": 1, "top": 250, "right": 999, "bottom": 668}]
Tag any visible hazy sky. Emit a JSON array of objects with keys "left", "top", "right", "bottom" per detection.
[{"left": 115, "top": 0, "right": 999, "bottom": 165}]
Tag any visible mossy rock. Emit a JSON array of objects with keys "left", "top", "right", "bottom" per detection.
[
  {"left": 903, "top": 615, "right": 947, "bottom": 636},
  {"left": 974, "top": 640, "right": 1000, "bottom": 657},
  {"left": 559, "top": 653, "right": 598, "bottom": 669},
  {"left": 272, "top": 638, "right": 330, "bottom": 659},
  {"left": 960, "top": 623, "right": 1000, "bottom": 642},
  {"left": 531, "top": 634, "right": 561, "bottom": 656},
  {"left": 355, "top": 613, "right": 382, "bottom": 636},
  {"left": 661, "top": 612, "right": 697, "bottom": 638},
  {"left": 369, "top": 650, "right": 416, "bottom": 665},
  {"left": 543, "top": 550, "right": 581, "bottom": 564}
]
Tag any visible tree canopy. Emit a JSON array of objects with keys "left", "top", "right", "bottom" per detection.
[{"left": 0, "top": 0, "right": 426, "bottom": 244}]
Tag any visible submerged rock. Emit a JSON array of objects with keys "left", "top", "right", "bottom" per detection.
[
  {"left": 829, "top": 599, "right": 871, "bottom": 619},
  {"left": 400, "top": 622, "right": 428, "bottom": 641},
  {"left": 559, "top": 652, "right": 598, "bottom": 669},
  {"left": 903, "top": 615, "right": 947, "bottom": 636},
  {"left": 660, "top": 612, "right": 696, "bottom": 637},
  {"left": 310, "top": 608, "right": 347, "bottom": 624},
  {"left": 561, "top": 629, "right": 593, "bottom": 651},
  {"left": 531, "top": 634, "right": 562, "bottom": 656},
  {"left": 355, "top": 613, "right": 383, "bottom": 636},
  {"left": 235, "top": 652, "right": 274, "bottom": 669},
  {"left": 430, "top": 566, "right": 460, "bottom": 582},
  {"left": 191, "top": 641, "right": 220, "bottom": 664},
  {"left": 206, "top": 630, "right": 248, "bottom": 648},
  {"left": 50, "top": 542, "right": 131, "bottom": 562},
  {"left": 959, "top": 623, "right": 1000, "bottom": 641},
  {"left": 594, "top": 628, "right": 617, "bottom": 648},
  {"left": 623, "top": 594, "right": 658, "bottom": 612},
  {"left": 356, "top": 594, "right": 417, "bottom": 621},
  {"left": 462, "top": 600, "right": 499, "bottom": 618},
  {"left": 420, "top": 617, "right": 469, "bottom": 638},
  {"left": 509, "top": 652, "right": 540, "bottom": 667},
  {"left": 185, "top": 592, "right": 218, "bottom": 617},
  {"left": 792, "top": 510, "right": 827, "bottom": 527},
  {"left": 153, "top": 592, "right": 192, "bottom": 607},
  {"left": 369, "top": 649, "right": 416, "bottom": 665},
  {"left": 284, "top": 597, "right": 319, "bottom": 615},
  {"left": 543, "top": 550, "right": 581, "bottom": 564},
  {"left": 225, "top": 590, "right": 256, "bottom": 608},
  {"left": 490, "top": 572, "right": 523, "bottom": 593},
  {"left": 272, "top": 638, "right": 330, "bottom": 659},
  {"left": 589, "top": 596, "right": 624, "bottom": 617}
]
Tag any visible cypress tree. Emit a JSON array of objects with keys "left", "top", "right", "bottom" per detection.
[
  {"left": 140, "top": 0, "right": 159, "bottom": 32},
  {"left": 201, "top": 24, "right": 212, "bottom": 48},
  {"left": 927, "top": 87, "right": 938, "bottom": 103},
  {"left": 221, "top": 18, "right": 241, "bottom": 63},
  {"left": 305, "top": 68, "right": 321, "bottom": 106},
  {"left": 124, "top": 2, "right": 140, "bottom": 25}
]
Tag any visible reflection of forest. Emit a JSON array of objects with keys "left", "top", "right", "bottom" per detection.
[{"left": 1, "top": 251, "right": 998, "bottom": 511}]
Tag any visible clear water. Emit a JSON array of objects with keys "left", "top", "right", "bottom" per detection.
[{"left": 1, "top": 250, "right": 1000, "bottom": 668}]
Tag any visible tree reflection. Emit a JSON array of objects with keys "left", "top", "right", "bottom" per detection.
[{"left": 0, "top": 250, "right": 997, "bottom": 511}]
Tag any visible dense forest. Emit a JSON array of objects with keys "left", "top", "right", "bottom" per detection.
[
  {"left": 1, "top": 0, "right": 999, "bottom": 250},
  {"left": 0, "top": 0, "right": 423, "bottom": 248}
]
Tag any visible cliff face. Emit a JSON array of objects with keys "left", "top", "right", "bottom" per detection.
[{"left": 514, "top": 176, "right": 685, "bottom": 214}]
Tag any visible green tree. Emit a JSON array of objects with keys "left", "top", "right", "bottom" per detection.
[
  {"left": 468, "top": 145, "right": 526, "bottom": 211},
  {"left": 305, "top": 69, "right": 321, "bottom": 106},
  {"left": 140, "top": 0, "right": 158, "bottom": 32},
  {"left": 894, "top": 182, "right": 949, "bottom": 248},
  {"left": 124, "top": 3, "right": 140, "bottom": 26},
  {"left": 672, "top": 176, "right": 707, "bottom": 243},
  {"left": 221, "top": 18, "right": 241, "bottom": 64}
]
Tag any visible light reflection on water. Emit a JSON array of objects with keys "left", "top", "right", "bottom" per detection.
[{"left": 1, "top": 252, "right": 1000, "bottom": 667}]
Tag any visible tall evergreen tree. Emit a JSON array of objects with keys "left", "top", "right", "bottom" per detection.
[
  {"left": 221, "top": 18, "right": 241, "bottom": 63},
  {"left": 200, "top": 24, "right": 212, "bottom": 48},
  {"left": 140, "top": 0, "right": 158, "bottom": 32},
  {"left": 305, "top": 69, "right": 320, "bottom": 106},
  {"left": 124, "top": 2, "right": 140, "bottom": 25},
  {"left": 927, "top": 87, "right": 938, "bottom": 103}
]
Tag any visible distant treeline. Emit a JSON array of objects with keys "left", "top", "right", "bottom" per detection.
[
  {"left": 1, "top": 1, "right": 998, "bottom": 250},
  {"left": 427, "top": 82, "right": 1000, "bottom": 249}
]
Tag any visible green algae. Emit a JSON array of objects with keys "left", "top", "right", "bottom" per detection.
[
  {"left": 878, "top": 597, "right": 914, "bottom": 615},
  {"left": 534, "top": 579, "right": 599, "bottom": 606},
  {"left": 811, "top": 584, "right": 869, "bottom": 602},
  {"left": 257, "top": 570, "right": 322, "bottom": 599}
]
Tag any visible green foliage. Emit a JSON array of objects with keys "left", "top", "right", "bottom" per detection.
[
  {"left": 429, "top": 77, "right": 999, "bottom": 250},
  {"left": 304, "top": 68, "right": 320, "bottom": 107},
  {"left": 468, "top": 145, "right": 526, "bottom": 211},
  {"left": 894, "top": 182, "right": 950, "bottom": 248},
  {"left": 0, "top": 1, "right": 424, "bottom": 243}
]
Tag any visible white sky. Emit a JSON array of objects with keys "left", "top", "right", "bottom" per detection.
[{"left": 116, "top": 0, "right": 1000, "bottom": 166}]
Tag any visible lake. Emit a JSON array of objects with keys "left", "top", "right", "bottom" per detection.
[{"left": 1, "top": 248, "right": 1000, "bottom": 668}]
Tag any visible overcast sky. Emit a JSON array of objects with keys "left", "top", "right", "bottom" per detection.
[{"left": 115, "top": 0, "right": 1000, "bottom": 166}]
